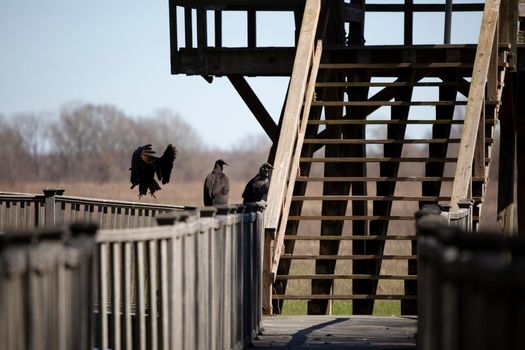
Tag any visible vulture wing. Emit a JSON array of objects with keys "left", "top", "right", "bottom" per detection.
[{"left": 155, "top": 144, "right": 177, "bottom": 184}]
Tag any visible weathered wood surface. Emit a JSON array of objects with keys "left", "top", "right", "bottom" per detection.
[
  {"left": 451, "top": 0, "right": 501, "bottom": 209},
  {"left": 265, "top": 0, "right": 321, "bottom": 232},
  {"left": 248, "top": 316, "right": 416, "bottom": 349},
  {"left": 0, "top": 189, "right": 192, "bottom": 231}
]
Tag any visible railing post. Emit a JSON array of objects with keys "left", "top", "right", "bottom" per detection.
[
  {"left": 440, "top": 199, "right": 474, "bottom": 232},
  {"left": 262, "top": 228, "right": 274, "bottom": 315},
  {"left": 42, "top": 188, "right": 65, "bottom": 227}
]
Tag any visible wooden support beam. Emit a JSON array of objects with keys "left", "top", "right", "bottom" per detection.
[
  {"left": 516, "top": 72, "right": 525, "bottom": 233},
  {"left": 365, "top": 3, "right": 484, "bottom": 12},
  {"left": 271, "top": 75, "right": 325, "bottom": 314},
  {"left": 404, "top": 0, "right": 413, "bottom": 45},
  {"left": 168, "top": 1, "right": 179, "bottom": 73},
  {"left": 444, "top": 0, "right": 453, "bottom": 44},
  {"left": 451, "top": 0, "right": 501, "bottom": 210},
  {"left": 228, "top": 75, "right": 278, "bottom": 142},
  {"left": 333, "top": 70, "right": 371, "bottom": 316},
  {"left": 248, "top": 10, "right": 256, "bottom": 48},
  {"left": 264, "top": 0, "right": 321, "bottom": 231},
  {"left": 214, "top": 10, "right": 222, "bottom": 47},
  {"left": 497, "top": 75, "right": 516, "bottom": 233},
  {"left": 184, "top": 7, "right": 193, "bottom": 48}
]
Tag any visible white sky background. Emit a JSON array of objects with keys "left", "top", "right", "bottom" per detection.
[{"left": 0, "top": 0, "right": 482, "bottom": 149}]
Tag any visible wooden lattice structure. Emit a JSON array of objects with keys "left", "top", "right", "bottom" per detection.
[{"left": 168, "top": 0, "right": 525, "bottom": 315}]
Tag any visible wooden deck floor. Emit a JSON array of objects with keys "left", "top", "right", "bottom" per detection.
[{"left": 248, "top": 316, "right": 417, "bottom": 349}]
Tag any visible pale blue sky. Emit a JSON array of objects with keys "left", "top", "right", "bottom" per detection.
[{"left": 0, "top": 0, "right": 482, "bottom": 149}]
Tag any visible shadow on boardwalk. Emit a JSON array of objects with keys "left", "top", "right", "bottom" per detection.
[{"left": 247, "top": 316, "right": 416, "bottom": 350}]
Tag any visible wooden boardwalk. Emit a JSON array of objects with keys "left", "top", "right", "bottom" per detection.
[{"left": 248, "top": 316, "right": 417, "bottom": 349}]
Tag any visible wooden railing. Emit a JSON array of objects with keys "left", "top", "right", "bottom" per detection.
[
  {"left": 450, "top": 0, "right": 520, "bottom": 221},
  {"left": 94, "top": 203, "right": 265, "bottom": 350},
  {"left": 262, "top": 0, "right": 323, "bottom": 313},
  {"left": 416, "top": 210, "right": 525, "bottom": 350},
  {"left": 0, "top": 223, "right": 97, "bottom": 350},
  {"left": 0, "top": 188, "right": 192, "bottom": 231}
]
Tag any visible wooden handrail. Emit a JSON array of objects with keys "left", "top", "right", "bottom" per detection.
[
  {"left": 270, "top": 39, "right": 323, "bottom": 279},
  {"left": 264, "top": 0, "right": 321, "bottom": 232},
  {"left": 451, "top": 0, "right": 502, "bottom": 210}
]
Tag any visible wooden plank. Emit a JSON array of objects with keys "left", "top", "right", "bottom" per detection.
[
  {"left": 444, "top": 0, "right": 452, "bottom": 44},
  {"left": 404, "top": 0, "right": 413, "bottom": 45},
  {"left": 262, "top": 230, "right": 273, "bottom": 315},
  {"left": 288, "top": 215, "right": 414, "bottom": 220},
  {"left": 283, "top": 235, "right": 416, "bottom": 241},
  {"left": 273, "top": 294, "right": 417, "bottom": 300},
  {"left": 451, "top": 0, "right": 502, "bottom": 209},
  {"left": 365, "top": 3, "right": 484, "bottom": 12},
  {"left": 319, "top": 62, "right": 474, "bottom": 69},
  {"left": 313, "top": 100, "right": 469, "bottom": 107},
  {"left": 135, "top": 241, "right": 146, "bottom": 350},
  {"left": 300, "top": 157, "right": 459, "bottom": 163},
  {"left": 248, "top": 10, "right": 256, "bottom": 48},
  {"left": 160, "top": 240, "right": 169, "bottom": 350},
  {"left": 184, "top": 7, "right": 193, "bottom": 48},
  {"left": 214, "top": 10, "right": 222, "bottom": 47},
  {"left": 270, "top": 40, "right": 323, "bottom": 278},
  {"left": 292, "top": 195, "right": 460, "bottom": 201},
  {"left": 98, "top": 244, "right": 109, "bottom": 350},
  {"left": 276, "top": 274, "right": 417, "bottom": 280},
  {"left": 281, "top": 254, "right": 416, "bottom": 260},
  {"left": 304, "top": 138, "right": 465, "bottom": 144},
  {"left": 309, "top": 120, "right": 471, "bottom": 125},
  {"left": 264, "top": 0, "right": 321, "bottom": 231},
  {"left": 252, "top": 316, "right": 416, "bottom": 349},
  {"left": 148, "top": 241, "right": 158, "bottom": 350},
  {"left": 123, "top": 242, "right": 132, "bottom": 350},
  {"left": 316, "top": 81, "right": 468, "bottom": 87},
  {"left": 295, "top": 176, "right": 462, "bottom": 182},
  {"left": 228, "top": 75, "right": 278, "bottom": 141},
  {"left": 112, "top": 243, "right": 121, "bottom": 350}
]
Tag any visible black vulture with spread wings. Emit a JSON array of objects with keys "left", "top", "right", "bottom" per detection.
[{"left": 129, "top": 144, "right": 177, "bottom": 198}]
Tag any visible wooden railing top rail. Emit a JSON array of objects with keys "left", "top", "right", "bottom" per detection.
[
  {"left": 270, "top": 39, "right": 323, "bottom": 279},
  {"left": 264, "top": 0, "right": 321, "bottom": 232},
  {"left": 57, "top": 195, "right": 193, "bottom": 211},
  {"left": 451, "top": 0, "right": 502, "bottom": 210}
]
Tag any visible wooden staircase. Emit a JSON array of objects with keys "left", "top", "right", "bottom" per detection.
[{"left": 264, "top": 0, "right": 511, "bottom": 316}]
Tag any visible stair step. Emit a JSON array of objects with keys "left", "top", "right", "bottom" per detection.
[
  {"left": 288, "top": 215, "right": 414, "bottom": 221},
  {"left": 275, "top": 274, "right": 417, "bottom": 280},
  {"left": 319, "top": 63, "right": 474, "bottom": 69},
  {"left": 272, "top": 294, "right": 417, "bottom": 300},
  {"left": 312, "top": 100, "right": 469, "bottom": 107},
  {"left": 300, "top": 157, "right": 458, "bottom": 163},
  {"left": 280, "top": 254, "right": 416, "bottom": 260},
  {"left": 283, "top": 235, "right": 416, "bottom": 241},
  {"left": 308, "top": 119, "right": 495, "bottom": 125},
  {"left": 291, "top": 195, "right": 482, "bottom": 202},
  {"left": 315, "top": 81, "right": 469, "bottom": 88},
  {"left": 303, "top": 138, "right": 494, "bottom": 144},
  {"left": 295, "top": 176, "right": 484, "bottom": 182}
]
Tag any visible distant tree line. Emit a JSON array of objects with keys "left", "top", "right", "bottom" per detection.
[{"left": 0, "top": 102, "right": 270, "bottom": 184}]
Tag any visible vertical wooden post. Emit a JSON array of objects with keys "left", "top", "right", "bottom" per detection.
[
  {"left": 516, "top": 72, "right": 525, "bottom": 233},
  {"left": 248, "top": 10, "right": 256, "bottom": 48},
  {"left": 168, "top": 1, "right": 178, "bottom": 73},
  {"left": 444, "top": 0, "right": 453, "bottom": 44},
  {"left": 262, "top": 229, "right": 273, "bottom": 315},
  {"left": 404, "top": 0, "right": 413, "bottom": 45},
  {"left": 43, "top": 188, "right": 64, "bottom": 227},
  {"left": 215, "top": 10, "right": 222, "bottom": 47},
  {"left": 184, "top": 7, "right": 193, "bottom": 48}
]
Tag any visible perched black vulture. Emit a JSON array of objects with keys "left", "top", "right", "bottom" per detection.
[
  {"left": 203, "top": 159, "right": 230, "bottom": 206},
  {"left": 130, "top": 144, "right": 177, "bottom": 198},
  {"left": 242, "top": 163, "right": 273, "bottom": 204}
]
